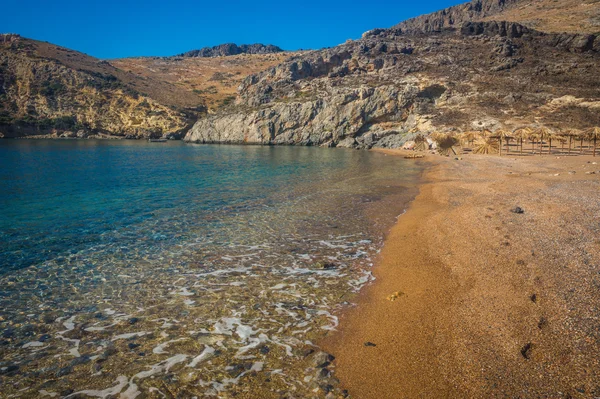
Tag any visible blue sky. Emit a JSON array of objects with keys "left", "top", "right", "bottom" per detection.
[{"left": 2, "top": 0, "right": 463, "bottom": 59}]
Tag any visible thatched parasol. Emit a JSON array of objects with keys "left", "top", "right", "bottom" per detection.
[{"left": 513, "top": 127, "right": 533, "bottom": 155}]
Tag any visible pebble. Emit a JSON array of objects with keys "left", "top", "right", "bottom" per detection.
[
  {"left": 364, "top": 341, "right": 377, "bottom": 347},
  {"left": 387, "top": 291, "right": 404, "bottom": 301},
  {"left": 521, "top": 343, "right": 534, "bottom": 359},
  {"left": 311, "top": 351, "right": 335, "bottom": 367},
  {"left": 511, "top": 206, "right": 525, "bottom": 214},
  {"left": 55, "top": 366, "right": 72, "bottom": 377}
]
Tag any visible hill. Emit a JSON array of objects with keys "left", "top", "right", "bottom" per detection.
[
  {"left": 0, "top": 36, "right": 293, "bottom": 138},
  {"left": 111, "top": 52, "right": 296, "bottom": 112},
  {"left": 184, "top": 0, "right": 600, "bottom": 147},
  {"left": 0, "top": 34, "right": 196, "bottom": 138}
]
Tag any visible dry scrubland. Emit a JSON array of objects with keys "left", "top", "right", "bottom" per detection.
[{"left": 111, "top": 53, "right": 296, "bottom": 111}]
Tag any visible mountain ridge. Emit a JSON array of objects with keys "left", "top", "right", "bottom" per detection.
[{"left": 177, "top": 43, "right": 284, "bottom": 58}]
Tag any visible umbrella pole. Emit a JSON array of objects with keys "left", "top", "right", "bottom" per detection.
[{"left": 520, "top": 138, "right": 523, "bottom": 155}]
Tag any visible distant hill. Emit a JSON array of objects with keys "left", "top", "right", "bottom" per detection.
[
  {"left": 111, "top": 52, "right": 296, "bottom": 112},
  {"left": 0, "top": 35, "right": 292, "bottom": 138},
  {"left": 177, "top": 43, "right": 284, "bottom": 58}
]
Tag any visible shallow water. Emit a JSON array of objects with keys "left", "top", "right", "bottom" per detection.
[{"left": 0, "top": 140, "right": 421, "bottom": 398}]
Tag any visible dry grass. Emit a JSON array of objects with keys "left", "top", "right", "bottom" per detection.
[
  {"left": 111, "top": 53, "right": 299, "bottom": 111},
  {"left": 479, "top": 0, "right": 600, "bottom": 34}
]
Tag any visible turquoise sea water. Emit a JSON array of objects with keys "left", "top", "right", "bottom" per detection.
[{"left": 0, "top": 140, "right": 421, "bottom": 398}]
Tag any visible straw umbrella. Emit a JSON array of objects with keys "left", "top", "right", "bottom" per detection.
[
  {"left": 431, "top": 132, "right": 460, "bottom": 156},
  {"left": 563, "top": 128, "right": 581, "bottom": 155},
  {"left": 473, "top": 136, "right": 499, "bottom": 154},
  {"left": 535, "top": 126, "right": 553, "bottom": 155},
  {"left": 527, "top": 129, "right": 540, "bottom": 155},
  {"left": 578, "top": 129, "right": 586, "bottom": 154},
  {"left": 459, "top": 131, "right": 480, "bottom": 148},
  {"left": 495, "top": 129, "right": 514, "bottom": 156},
  {"left": 586, "top": 127, "right": 600, "bottom": 157},
  {"left": 556, "top": 132, "right": 568, "bottom": 155},
  {"left": 513, "top": 127, "right": 532, "bottom": 155},
  {"left": 545, "top": 128, "right": 559, "bottom": 155},
  {"left": 413, "top": 134, "right": 429, "bottom": 151}
]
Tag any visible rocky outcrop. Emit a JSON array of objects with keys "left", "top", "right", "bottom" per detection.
[
  {"left": 178, "top": 43, "right": 283, "bottom": 58},
  {"left": 0, "top": 35, "right": 191, "bottom": 138},
  {"left": 392, "top": 0, "right": 521, "bottom": 33},
  {"left": 461, "top": 21, "right": 600, "bottom": 53},
  {"left": 185, "top": 18, "right": 600, "bottom": 148},
  {"left": 187, "top": 84, "right": 421, "bottom": 148}
]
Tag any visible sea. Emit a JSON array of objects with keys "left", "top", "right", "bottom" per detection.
[{"left": 0, "top": 139, "right": 421, "bottom": 398}]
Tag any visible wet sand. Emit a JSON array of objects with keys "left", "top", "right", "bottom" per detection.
[{"left": 322, "top": 152, "right": 600, "bottom": 398}]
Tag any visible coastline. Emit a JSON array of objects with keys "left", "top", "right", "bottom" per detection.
[{"left": 322, "top": 152, "right": 600, "bottom": 398}]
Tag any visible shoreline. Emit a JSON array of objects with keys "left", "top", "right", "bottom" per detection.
[{"left": 322, "top": 152, "right": 600, "bottom": 398}]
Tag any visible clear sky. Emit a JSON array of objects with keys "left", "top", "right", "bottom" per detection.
[{"left": 2, "top": 0, "right": 463, "bottom": 59}]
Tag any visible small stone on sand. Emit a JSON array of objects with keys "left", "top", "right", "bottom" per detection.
[{"left": 386, "top": 291, "right": 404, "bottom": 301}]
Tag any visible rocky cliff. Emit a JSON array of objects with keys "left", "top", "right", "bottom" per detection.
[
  {"left": 0, "top": 34, "right": 192, "bottom": 139},
  {"left": 392, "top": 0, "right": 600, "bottom": 35},
  {"left": 178, "top": 43, "right": 283, "bottom": 58},
  {"left": 185, "top": 17, "right": 600, "bottom": 148}
]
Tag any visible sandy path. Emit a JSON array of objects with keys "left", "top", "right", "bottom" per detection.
[{"left": 322, "top": 153, "right": 600, "bottom": 398}]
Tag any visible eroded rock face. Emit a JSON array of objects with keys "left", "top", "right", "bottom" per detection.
[
  {"left": 187, "top": 84, "right": 419, "bottom": 148},
  {"left": 185, "top": 21, "right": 600, "bottom": 148},
  {"left": 0, "top": 35, "right": 190, "bottom": 139}
]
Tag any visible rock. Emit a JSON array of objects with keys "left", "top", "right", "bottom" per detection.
[
  {"left": 520, "top": 343, "right": 534, "bottom": 359},
  {"left": 38, "top": 334, "right": 52, "bottom": 342},
  {"left": 55, "top": 366, "right": 72, "bottom": 377},
  {"left": 386, "top": 291, "right": 404, "bottom": 301},
  {"left": 0, "top": 365, "right": 19, "bottom": 376},
  {"left": 313, "top": 261, "right": 337, "bottom": 270},
  {"left": 311, "top": 351, "right": 335, "bottom": 368},
  {"left": 511, "top": 206, "right": 525, "bottom": 214},
  {"left": 364, "top": 341, "right": 377, "bottom": 347}
]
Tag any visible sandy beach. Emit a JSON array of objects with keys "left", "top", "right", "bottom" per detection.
[{"left": 322, "top": 152, "right": 600, "bottom": 398}]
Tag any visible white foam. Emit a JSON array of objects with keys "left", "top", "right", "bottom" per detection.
[
  {"left": 152, "top": 338, "right": 186, "bottom": 355},
  {"left": 187, "top": 346, "right": 216, "bottom": 368},
  {"left": 112, "top": 332, "right": 149, "bottom": 341},
  {"left": 133, "top": 354, "right": 188, "bottom": 380},
  {"left": 65, "top": 376, "right": 128, "bottom": 398},
  {"left": 23, "top": 341, "right": 45, "bottom": 348}
]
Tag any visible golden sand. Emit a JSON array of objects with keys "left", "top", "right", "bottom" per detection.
[{"left": 322, "top": 152, "right": 600, "bottom": 398}]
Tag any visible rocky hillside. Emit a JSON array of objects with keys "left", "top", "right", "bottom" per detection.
[
  {"left": 394, "top": 0, "right": 600, "bottom": 34},
  {"left": 0, "top": 34, "right": 196, "bottom": 139},
  {"left": 178, "top": 43, "right": 283, "bottom": 58},
  {"left": 185, "top": 1, "right": 600, "bottom": 148},
  {"left": 111, "top": 52, "right": 296, "bottom": 112}
]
